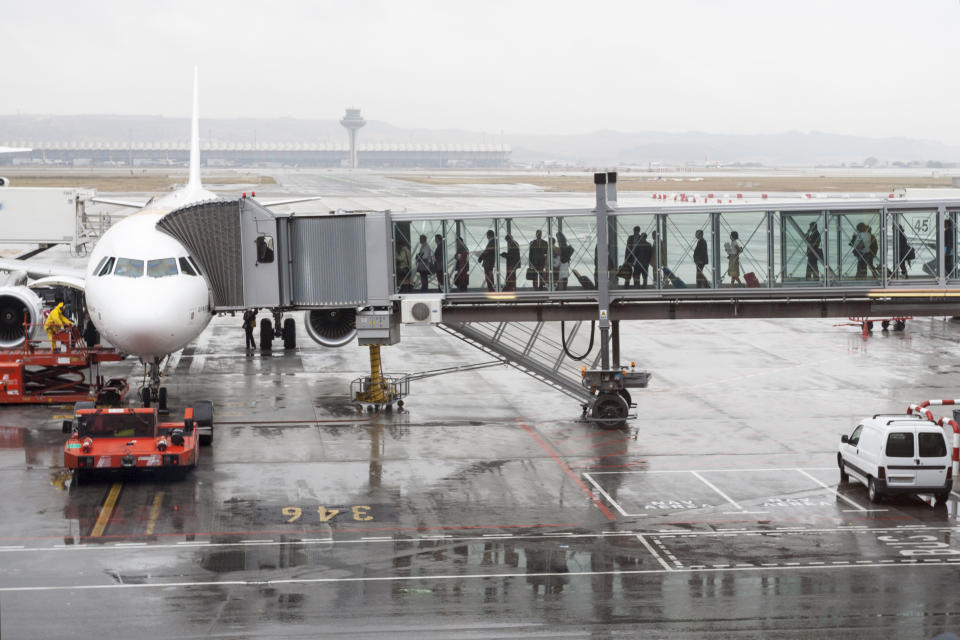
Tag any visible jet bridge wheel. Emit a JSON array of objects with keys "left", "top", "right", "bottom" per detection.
[{"left": 591, "top": 392, "right": 629, "bottom": 430}]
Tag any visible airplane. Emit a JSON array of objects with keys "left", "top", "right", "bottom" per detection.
[{"left": 0, "top": 70, "right": 357, "bottom": 410}]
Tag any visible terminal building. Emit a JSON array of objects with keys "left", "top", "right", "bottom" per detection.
[{"left": 0, "top": 142, "right": 510, "bottom": 168}]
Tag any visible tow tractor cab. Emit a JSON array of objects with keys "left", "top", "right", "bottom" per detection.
[
  {"left": 838, "top": 414, "right": 953, "bottom": 504},
  {"left": 63, "top": 400, "right": 213, "bottom": 473}
]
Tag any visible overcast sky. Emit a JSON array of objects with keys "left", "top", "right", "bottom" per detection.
[{"left": 3, "top": 0, "right": 960, "bottom": 143}]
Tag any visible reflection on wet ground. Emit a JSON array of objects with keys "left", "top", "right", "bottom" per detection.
[{"left": 5, "top": 310, "right": 960, "bottom": 637}]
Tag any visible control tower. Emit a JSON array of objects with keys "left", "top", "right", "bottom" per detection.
[{"left": 340, "top": 108, "right": 366, "bottom": 169}]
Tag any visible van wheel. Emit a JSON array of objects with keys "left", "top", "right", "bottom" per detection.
[
  {"left": 838, "top": 457, "right": 849, "bottom": 484},
  {"left": 936, "top": 491, "right": 950, "bottom": 504},
  {"left": 868, "top": 478, "right": 883, "bottom": 503}
]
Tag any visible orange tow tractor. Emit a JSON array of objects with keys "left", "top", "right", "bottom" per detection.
[{"left": 62, "top": 401, "right": 213, "bottom": 478}]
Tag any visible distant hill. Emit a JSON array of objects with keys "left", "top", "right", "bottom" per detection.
[{"left": 1, "top": 114, "right": 957, "bottom": 166}]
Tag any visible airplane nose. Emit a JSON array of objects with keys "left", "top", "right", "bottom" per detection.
[{"left": 97, "top": 287, "right": 193, "bottom": 356}]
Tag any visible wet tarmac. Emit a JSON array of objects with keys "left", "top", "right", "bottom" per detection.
[
  {"left": 5, "top": 171, "right": 960, "bottom": 638},
  {"left": 4, "top": 313, "right": 960, "bottom": 639}
]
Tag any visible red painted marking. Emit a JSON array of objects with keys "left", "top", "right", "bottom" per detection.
[{"left": 520, "top": 422, "right": 616, "bottom": 520}]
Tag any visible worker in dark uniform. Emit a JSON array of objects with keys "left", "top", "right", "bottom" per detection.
[{"left": 242, "top": 308, "right": 258, "bottom": 350}]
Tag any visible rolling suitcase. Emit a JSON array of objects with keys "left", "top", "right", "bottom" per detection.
[{"left": 744, "top": 272, "right": 760, "bottom": 287}]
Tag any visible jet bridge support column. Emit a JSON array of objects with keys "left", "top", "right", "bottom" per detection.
[{"left": 579, "top": 171, "right": 650, "bottom": 429}]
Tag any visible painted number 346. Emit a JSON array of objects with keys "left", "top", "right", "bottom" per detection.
[
  {"left": 878, "top": 534, "right": 960, "bottom": 557},
  {"left": 282, "top": 506, "right": 373, "bottom": 523}
]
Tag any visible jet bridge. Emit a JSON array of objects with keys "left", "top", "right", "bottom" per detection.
[{"left": 156, "top": 197, "right": 394, "bottom": 348}]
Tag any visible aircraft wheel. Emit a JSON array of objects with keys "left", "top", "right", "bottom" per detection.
[
  {"left": 260, "top": 318, "right": 273, "bottom": 351},
  {"left": 141, "top": 387, "right": 152, "bottom": 408},
  {"left": 283, "top": 318, "right": 296, "bottom": 350},
  {"left": 158, "top": 387, "right": 168, "bottom": 412}
]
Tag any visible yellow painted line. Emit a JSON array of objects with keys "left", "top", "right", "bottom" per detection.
[
  {"left": 145, "top": 492, "right": 164, "bottom": 535},
  {"left": 52, "top": 414, "right": 72, "bottom": 420},
  {"left": 90, "top": 483, "right": 122, "bottom": 538}
]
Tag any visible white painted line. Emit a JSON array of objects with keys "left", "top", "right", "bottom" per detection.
[
  {"left": 587, "top": 467, "right": 837, "bottom": 476},
  {"left": 241, "top": 539, "right": 273, "bottom": 544},
  {"left": 176, "top": 541, "right": 209, "bottom": 546},
  {"left": 582, "top": 473, "right": 630, "bottom": 517},
  {"left": 761, "top": 563, "right": 779, "bottom": 567},
  {"left": 361, "top": 536, "right": 392, "bottom": 541},
  {"left": 831, "top": 561, "right": 849, "bottom": 565},
  {"left": 879, "top": 560, "right": 894, "bottom": 563},
  {"left": 725, "top": 511, "right": 769, "bottom": 515},
  {"left": 794, "top": 468, "right": 871, "bottom": 512},
  {"left": 785, "top": 562, "right": 801, "bottom": 566},
  {"left": 691, "top": 471, "right": 742, "bottom": 510},
  {"left": 113, "top": 543, "right": 147, "bottom": 547},
  {"left": 0, "top": 546, "right": 25, "bottom": 550},
  {"left": 6, "top": 561, "right": 960, "bottom": 593},
  {"left": 301, "top": 538, "right": 333, "bottom": 543},
  {"left": 855, "top": 560, "right": 872, "bottom": 564},
  {"left": 808, "top": 561, "right": 825, "bottom": 565},
  {"left": 636, "top": 535, "right": 673, "bottom": 572}
]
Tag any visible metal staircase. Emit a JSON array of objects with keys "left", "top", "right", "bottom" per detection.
[{"left": 438, "top": 321, "right": 598, "bottom": 403}]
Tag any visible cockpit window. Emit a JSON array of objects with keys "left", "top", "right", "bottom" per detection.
[
  {"left": 178, "top": 257, "right": 197, "bottom": 276},
  {"left": 147, "top": 258, "right": 179, "bottom": 278},
  {"left": 189, "top": 257, "right": 202, "bottom": 276},
  {"left": 114, "top": 258, "right": 144, "bottom": 278},
  {"left": 97, "top": 257, "right": 115, "bottom": 277},
  {"left": 93, "top": 256, "right": 108, "bottom": 275}
]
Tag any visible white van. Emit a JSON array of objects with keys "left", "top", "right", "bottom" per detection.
[{"left": 838, "top": 414, "right": 953, "bottom": 504}]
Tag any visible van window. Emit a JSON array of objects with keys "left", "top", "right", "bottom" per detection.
[
  {"left": 885, "top": 432, "right": 915, "bottom": 457},
  {"left": 849, "top": 425, "right": 863, "bottom": 446},
  {"left": 918, "top": 432, "right": 947, "bottom": 457}
]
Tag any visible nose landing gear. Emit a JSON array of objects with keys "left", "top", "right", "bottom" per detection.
[{"left": 140, "top": 357, "right": 169, "bottom": 413}]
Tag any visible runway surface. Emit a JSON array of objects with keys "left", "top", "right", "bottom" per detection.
[{"left": 3, "top": 170, "right": 960, "bottom": 638}]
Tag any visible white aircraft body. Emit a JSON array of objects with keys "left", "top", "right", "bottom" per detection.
[{"left": 0, "top": 70, "right": 334, "bottom": 407}]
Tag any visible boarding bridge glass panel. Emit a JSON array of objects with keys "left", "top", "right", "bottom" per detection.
[
  {"left": 397, "top": 221, "right": 445, "bottom": 294},
  {"left": 549, "top": 215, "right": 598, "bottom": 292},
  {"left": 885, "top": 210, "right": 938, "bottom": 282},
  {"left": 949, "top": 211, "right": 960, "bottom": 281},
  {"left": 662, "top": 212, "right": 714, "bottom": 290},
  {"left": 779, "top": 212, "right": 826, "bottom": 287},
  {"left": 613, "top": 214, "right": 658, "bottom": 289},
  {"left": 717, "top": 211, "right": 770, "bottom": 287},
  {"left": 827, "top": 210, "right": 882, "bottom": 285},
  {"left": 498, "top": 217, "right": 549, "bottom": 291},
  {"left": 457, "top": 218, "right": 501, "bottom": 292}
]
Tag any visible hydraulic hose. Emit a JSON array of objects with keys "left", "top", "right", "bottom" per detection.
[{"left": 561, "top": 320, "right": 595, "bottom": 361}]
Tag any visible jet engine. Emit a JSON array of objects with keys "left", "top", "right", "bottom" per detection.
[
  {"left": 0, "top": 275, "right": 44, "bottom": 348},
  {"left": 0, "top": 177, "right": 9, "bottom": 187},
  {"left": 303, "top": 308, "right": 357, "bottom": 348}
]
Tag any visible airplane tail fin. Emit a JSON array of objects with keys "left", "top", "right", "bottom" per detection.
[{"left": 187, "top": 66, "right": 201, "bottom": 191}]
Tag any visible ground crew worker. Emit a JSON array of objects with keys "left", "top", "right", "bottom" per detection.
[
  {"left": 44, "top": 300, "right": 73, "bottom": 352},
  {"left": 242, "top": 308, "right": 258, "bottom": 350}
]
